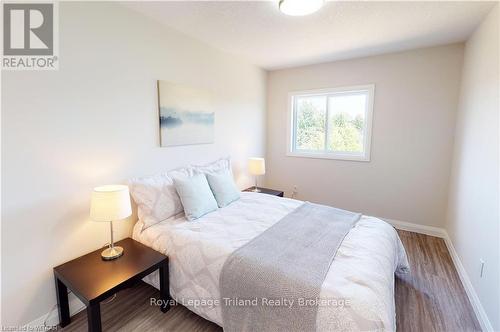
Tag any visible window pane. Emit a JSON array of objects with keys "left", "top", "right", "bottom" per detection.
[
  {"left": 327, "top": 93, "right": 366, "bottom": 153},
  {"left": 295, "top": 96, "right": 326, "bottom": 151}
]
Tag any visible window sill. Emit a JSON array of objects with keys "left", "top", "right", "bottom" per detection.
[{"left": 286, "top": 151, "right": 370, "bottom": 162}]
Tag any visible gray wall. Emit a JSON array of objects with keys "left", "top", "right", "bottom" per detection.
[
  {"left": 266, "top": 44, "right": 464, "bottom": 228},
  {"left": 446, "top": 5, "right": 499, "bottom": 330}
]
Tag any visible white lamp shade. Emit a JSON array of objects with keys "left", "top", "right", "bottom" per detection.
[
  {"left": 248, "top": 158, "right": 266, "bottom": 176},
  {"left": 90, "top": 185, "right": 132, "bottom": 222}
]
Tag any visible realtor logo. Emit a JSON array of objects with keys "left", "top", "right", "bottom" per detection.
[{"left": 2, "top": 2, "right": 58, "bottom": 70}]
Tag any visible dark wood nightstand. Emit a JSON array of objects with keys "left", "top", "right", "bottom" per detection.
[
  {"left": 53, "top": 238, "right": 170, "bottom": 332},
  {"left": 243, "top": 186, "right": 284, "bottom": 197}
]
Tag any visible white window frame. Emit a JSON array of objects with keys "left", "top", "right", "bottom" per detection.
[{"left": 286, "top": 84, "right": 375, "bottom": 162}]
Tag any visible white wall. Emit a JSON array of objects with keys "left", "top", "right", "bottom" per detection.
[
  {"left": 446, "top": 5, "right": 499, "bottom": 330},
  {"left": 1, "top": 2, "right": 266, "bottom": 326},
  {"left": 266, "top": 44, "right": 464, "bottom": 228}
]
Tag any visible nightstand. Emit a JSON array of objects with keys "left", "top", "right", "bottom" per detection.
[
  {"left": 243, "top": 186, "right": 284, "bottom": 197},
  {"left": 53, "top": 238, "right": 169, "bottom": 332}
]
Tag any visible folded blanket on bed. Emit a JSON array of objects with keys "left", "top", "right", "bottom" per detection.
[{"left": 219, "top": 202, "right": 361, "bottom": 332}]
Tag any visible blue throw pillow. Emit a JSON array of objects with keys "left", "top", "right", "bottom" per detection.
[
  {"left": 174, "top": 174, "right": 218, "bottom": 221},
  {"left": 206, "top": 172, "right": 241, "bottom": 208}
]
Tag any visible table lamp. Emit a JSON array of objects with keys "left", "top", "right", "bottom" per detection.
[
  {"left": 248, "top": 157, "right": 265, "bottom": 192},
  {"left": 90, "top": 185, "right": 132, "bottom": 260}
]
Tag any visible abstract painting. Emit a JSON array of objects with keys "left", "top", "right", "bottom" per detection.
[{"left": 157, "top": 80, "right": 215, "bottom": 147}]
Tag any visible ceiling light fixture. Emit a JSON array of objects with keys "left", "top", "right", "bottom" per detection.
[{"left": 278, "top": 0, "right": 324, "bottom": 16}]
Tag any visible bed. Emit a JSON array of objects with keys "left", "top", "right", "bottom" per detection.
[{"left": 132, "top": 191, "right": 409, "bottom": 331}]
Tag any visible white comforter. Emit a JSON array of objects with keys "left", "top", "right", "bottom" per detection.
[{"left": 132, "top": 192, "right": 409, "bottom": 331}]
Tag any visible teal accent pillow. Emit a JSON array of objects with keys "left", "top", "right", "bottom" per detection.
[
  {"left": 206, "top": 172, "right": 241, "bottom": 208},
  {"left": 174, "top": 174, "right": 218, "bottom": 221}
]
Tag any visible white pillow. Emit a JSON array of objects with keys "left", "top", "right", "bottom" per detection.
[
  {"left": 174, "top": 174, "right": 218, "bottom": 221},
  {"left": 206, "top": 171, "right": 240, "bottom": 208},
  {"left": 192, "top": 157, "right": 231, "bottom": 176},
  {"left": 128, "top": 167, "right": 191, "bottom": 230}
]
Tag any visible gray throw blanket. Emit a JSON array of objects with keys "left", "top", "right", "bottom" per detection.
[{"left": 220, "top": 202, "right": 361, "bottom": 332}]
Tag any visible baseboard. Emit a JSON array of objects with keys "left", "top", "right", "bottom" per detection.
[
  {"left": 442, "top": 232, "right": 494, "bottom": 332},
  {"left": 24, "top": 218, "right": 493, "bottom": 331},
  {"left": 383, "top": 218, "right": 447, "bottom": 238},
  {"left": 25, "top": 292, "right": 85, "bottom": 328},
  {"left": 384, "top": 218, "right": 493, "bottom": 331}
]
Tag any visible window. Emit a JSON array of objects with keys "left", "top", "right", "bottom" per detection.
[{"left": 287, "top": 85, "right": 374, "bottom": 161}]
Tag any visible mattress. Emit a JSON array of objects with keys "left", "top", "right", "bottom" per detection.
[{"left": 132, "top": 192, "right": 409, "bottom": 331}]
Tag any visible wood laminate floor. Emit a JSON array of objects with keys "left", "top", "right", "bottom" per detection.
[
  {"left": 395, "top": 230, "right": 480, "bottom": 332},
  {"left": 59, "top": 230, "right": 480, "bottom": 332}
]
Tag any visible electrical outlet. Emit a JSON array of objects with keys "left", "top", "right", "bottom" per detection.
[
  {"left": 292, "top": 185, "right": 298, "bottom": 198},
  {"left": 480, "top": 259, "right": 485, "bottom": 278}
]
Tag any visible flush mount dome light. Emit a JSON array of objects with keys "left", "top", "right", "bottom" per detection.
[{"left": 278, "top": 0, "right": 324, "bottom": 16}]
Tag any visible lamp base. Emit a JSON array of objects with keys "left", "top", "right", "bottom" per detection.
[
  {"left": 101, "top": 246, "right": 124, "bottom": 260},
  {"left": 251, "top": 186, "right": 261, "bottom": 193}
]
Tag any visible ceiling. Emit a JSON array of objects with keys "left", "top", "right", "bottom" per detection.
[{"left": 124, "top": 1, "right": 495, "bottom": 70}]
